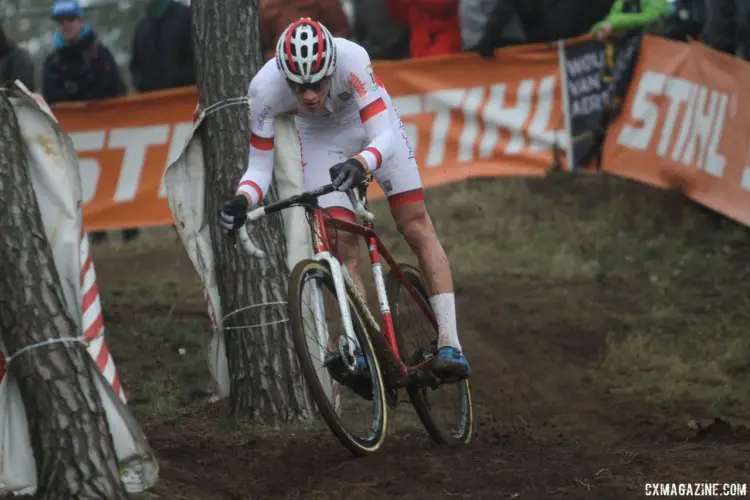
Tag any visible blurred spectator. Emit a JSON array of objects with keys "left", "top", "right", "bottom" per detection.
[
  {"left": 259, "top": 0, "right": 352, "bottom": 61},
  {"left": 702, "top": 0, "right": 749, "bottom": 60},
  {"left": 475, "top": 0, "right": 616, "bottom": 58},
  {"left": 535, "top": 0, "right": 617, "bottom": 41},
  {"left": 385, "top": 0, "right": 463, "bottom": 58},
  {"left": 42, "top": 0, "right": 128, "bottom": 245},
  {"left": 352, "top": 0, "right": 410, "bottom": 59},
  {"left": 0, "top": 23, "right": 35, "bottom": 91},
  {"left": 341, "top": 0, "right": 356, "bottom": 29},
  {"left": 661, "top": 0, "right": 705, "bottom": 42},
  {"left": 468, "top": 0, "right": 526, "bottom": 57},
  {"left": 130, "top": 0, "right": 195, "bottom": 93},
  {"left": 127, "top": 0, "right": 197, "bottom": 245},
  {"left": 591, "top": 0, "right": 669, "bottom": 41},
  {"left": 41, "top": 0, "right": 125, "bottom": 105}
]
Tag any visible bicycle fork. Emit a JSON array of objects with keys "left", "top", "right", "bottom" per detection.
[
  {"left": 314, "top": 251, "right": 361, "bottom": 372},
  {"left": 313, "top": 244, "right": 400, "bottom": 376}
]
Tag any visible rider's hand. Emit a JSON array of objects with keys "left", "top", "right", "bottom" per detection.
[
  {"left": 329, "top": 158, "right": 367, "bottom": 192},
  {"left": 594, "top": 23, "right": 613, "bottom": 42},
  {"left": 219, "top": 194, "right": 250, "bottom": 235}
]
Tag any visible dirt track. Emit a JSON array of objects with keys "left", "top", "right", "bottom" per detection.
[
  {"left": 88, "top": 177, "right": 750, "bottom": 499},
  {"left": 130, "top": 282, "right": 749, "bottom": 499}
]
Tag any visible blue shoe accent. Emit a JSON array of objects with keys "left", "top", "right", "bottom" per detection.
[
  {"left": 433, "top": 346, "right": 471, "bottom": 379},
  {"left": 355, "top": 354, "right": 368, "bottom": 373},
  {"left": 323, "top": 351, "right": 373, "bottom": 400}
]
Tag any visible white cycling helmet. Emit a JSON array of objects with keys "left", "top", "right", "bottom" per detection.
[{"left": 275, "top": 18, "right": 337, "bottom": 85}]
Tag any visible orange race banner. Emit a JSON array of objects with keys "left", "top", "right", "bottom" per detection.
[
  {"left": 51, "top": 88, "right": 197, "bottom": 231},
  {"left": 50, "top": 42, "right": 566, "bottom": 231},
  {"left": 602, "top": 36, "right": 750, "bottom": 227},
  {"left": 47, "top": 34, "right": 750, "bottom": 231}
]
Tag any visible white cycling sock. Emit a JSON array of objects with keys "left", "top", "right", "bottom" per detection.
[{"left": 429, "top": 293, "right": 461, "bottom": 351}]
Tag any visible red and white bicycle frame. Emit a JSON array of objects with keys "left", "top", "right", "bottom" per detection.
[{"left": 237, "top": 188, "right": 438, "bottom": 381}]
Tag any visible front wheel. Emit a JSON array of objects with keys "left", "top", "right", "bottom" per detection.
[
  {"left": 385, "top": 263, "right": 473, "bottom": 445},
  {"left": 288, "top": 259, "right": 388, "bottom": 456}
]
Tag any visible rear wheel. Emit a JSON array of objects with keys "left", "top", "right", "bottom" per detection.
[
  {"left": 385, "top": 263, "right": 473, "bottom": 445},
  {"left": 288, "top": 259, "right": 388, "bottom": 456}
]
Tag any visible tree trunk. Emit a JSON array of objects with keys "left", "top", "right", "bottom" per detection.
[
  {"left": 191, "top": 0, "right": 315, "bottom": 422},
  {"left": 0, "top": 94, "right": 126, "bottom": 498}
]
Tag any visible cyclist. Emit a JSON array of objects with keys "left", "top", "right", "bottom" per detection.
[{"left": 218, "top": 18, "right": 471, "bottom": 385}]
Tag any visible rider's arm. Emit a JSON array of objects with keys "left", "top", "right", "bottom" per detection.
[
  {"left": 347, "top": 46, "right": 397, "bottom": 173},
  {"left": 237, "top": 78, "right": 277, "bottom": 207},
  {"left": 592, "top": 0, "right": 668, "bottom": 33}
]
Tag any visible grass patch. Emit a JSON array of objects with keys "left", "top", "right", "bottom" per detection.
[
  {"left": 599, "top": 308, "right": 750, "bottom": 419},
  {"left": 91, "top": 228, "right": 213, "bottom": 421}
]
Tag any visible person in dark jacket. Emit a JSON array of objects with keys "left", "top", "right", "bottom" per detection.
[
  {"left": 41, "top": 0, "right": 125, "bottom": 105},
  {"left": 473, "top": 0, "right": 527, "bottom": 57},
  {"left": 476, "top": 0, "right": 617, "bottom": 58},
  {"left": 702, "top": 0, "right": 750, "bottom": 60},
  {"left": 661, "top": 0, "right": 705, "bottom": 42},
  {"left": 129, "top": 0, "right": 196, "bottom": 93},
  {"left": 0, "top": 23, "right": 35, "bottom": 91},
  {"left": 352, "top": 0, "right": 410, "bottom": 60},
  {"left": 129, "top": 0, "right": 197, "bottom": 243},
  {"left": 43, "top": 0, "right": 132, "bottom": 244}
]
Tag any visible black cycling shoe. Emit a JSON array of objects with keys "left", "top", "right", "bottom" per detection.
[{"left": 323, "top": 351, "right": 373, "bottom": 401}]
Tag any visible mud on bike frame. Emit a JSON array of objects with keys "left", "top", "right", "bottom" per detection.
[{"left": 235, "top": 179, "right": 439, "bottom": 380}]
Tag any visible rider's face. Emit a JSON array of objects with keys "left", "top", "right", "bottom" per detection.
[{"left": 288, "top": 77, "right": 331, "bottom": 112}]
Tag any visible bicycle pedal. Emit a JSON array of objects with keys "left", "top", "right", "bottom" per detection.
[
  {"left": 324, "top": 352, "right": 373, "bottom": 398},
  {"left": 324, "top": 353, "right": 354, "bottom": 380}
]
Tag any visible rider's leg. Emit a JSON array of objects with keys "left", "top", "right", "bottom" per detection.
[
  {"left": 387, "top": 192, "right": 469, "bottom": 377},
  {"left": 388, "top": 191, "right": 460, "bottom": 350},
  {"left": 296, "top": 117, "right": 367, "bottom": 296},
  {"left": 323, "top": 209, "right": 367, "bottom": 298}
]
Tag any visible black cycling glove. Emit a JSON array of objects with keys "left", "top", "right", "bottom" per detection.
[
  {"left": 219, "top": 194, "right": 249, "bottom": 234},
  {"left": 329, "top": 158, "right": 367, "bottom": 192}
]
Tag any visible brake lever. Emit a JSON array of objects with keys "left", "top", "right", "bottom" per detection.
[
  {"left": 237, "top": 222, "right": 266, "bottom": 259},
  {"left": 346, "top": 187, "right": 375, "bottom": 222}
]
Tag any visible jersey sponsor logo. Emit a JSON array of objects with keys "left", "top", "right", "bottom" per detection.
[
  {"left": 348, "top": 72, "right": 367, "bottom": 98},
  {"left": 366, "top": 64, "right": 379, "bottom": 92},
  {"left": 394, "top": 106, "right": 415, "bottom": 160},
  {"left": 256, "top": 104, "right": 272, "bottom": 129}
]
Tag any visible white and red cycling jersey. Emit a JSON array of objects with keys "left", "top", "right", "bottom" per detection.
[{"left": 237, "top": 37, "right": 422, "bottom": 221}]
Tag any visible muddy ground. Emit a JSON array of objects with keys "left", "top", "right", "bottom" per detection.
[{"left": 89, "top": 174, "right": 750, "bottom": 499}]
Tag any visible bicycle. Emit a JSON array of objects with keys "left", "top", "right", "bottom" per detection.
[{"left": 236, "top": 175, "right": 473, "bottom": 456}]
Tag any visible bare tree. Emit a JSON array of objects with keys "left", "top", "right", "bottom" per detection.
[
  {"left": 191, "top": 0, "right": 314, "bottom": 422},
  {"left": 0, "top": 92, "right": 126, "bottom": 498}
]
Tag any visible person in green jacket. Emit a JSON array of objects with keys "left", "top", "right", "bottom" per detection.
[{"left": 591, "top": 0, "right": 669, "bottom": 41}]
